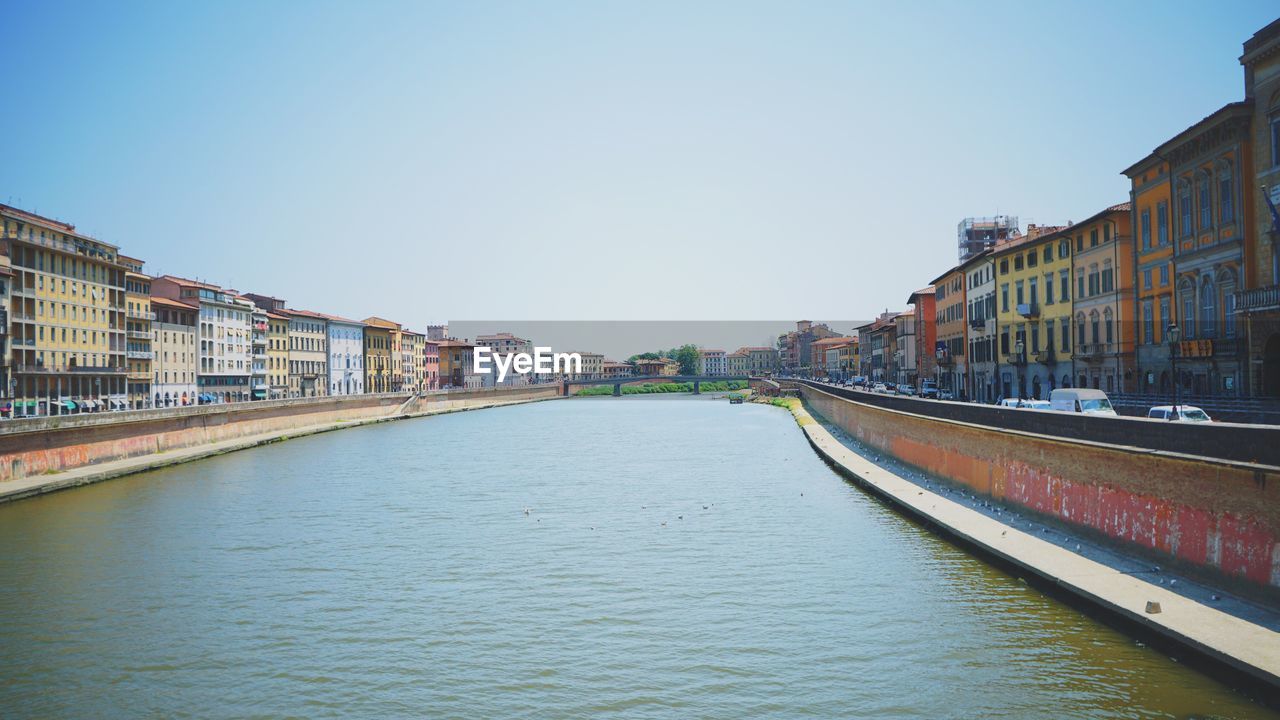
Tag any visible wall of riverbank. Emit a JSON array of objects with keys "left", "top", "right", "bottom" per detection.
[
  {"left": 0, "top": 385, "right": 560, "bottom": 487},
  {"left": 795, "top": 383, "right": 1280, "bottom": 592}
]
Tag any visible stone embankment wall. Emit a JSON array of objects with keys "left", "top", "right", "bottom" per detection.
[
  {"left": 797, "top": 383, "right": 1280, "bottom": 591},
  {"left": 0, "top": 386, "right": 558, "bottom": 483}
]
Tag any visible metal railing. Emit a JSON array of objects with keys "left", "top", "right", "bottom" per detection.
[{"left": 1235, "top": 284, "right": 1280, "bottom": 313}]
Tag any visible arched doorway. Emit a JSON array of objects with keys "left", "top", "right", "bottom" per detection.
[{"left": 1265, "top": 334, "right": 1280, "bottom": 398}]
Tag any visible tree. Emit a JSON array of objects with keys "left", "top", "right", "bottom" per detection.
[{"left": 674, "top": 344, "right": 699, "bottom": 375}]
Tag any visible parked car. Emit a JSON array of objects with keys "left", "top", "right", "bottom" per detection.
[
  {"left": 999, "top": 398, "right": 1052, "bottom": 410},
  {"left": 1049, "top": 388, "right": 1117, "bottom": 416},
  {"left": 872, "top": 382, "right": 889, "bottom": 394},
  {"left": 920, "top": 380, "right": 939, "bottom": 399},
  {"left": 897, "top": 384, "right": 916, "bottom": 396},
  {"left": 938, "top": 389, "right": 955, "bottom": 401},
  {"left": 1147, "top": 405, "right": 1213, "bottom": 422}
]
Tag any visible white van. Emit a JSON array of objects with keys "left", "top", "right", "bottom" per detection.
[{"left": 1050, "top": 388, "right": 1117, "bottom": 416}]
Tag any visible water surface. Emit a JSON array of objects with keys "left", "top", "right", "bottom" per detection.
[{"left": 0, "top": 395, "right": 1272, "bottom": 718}]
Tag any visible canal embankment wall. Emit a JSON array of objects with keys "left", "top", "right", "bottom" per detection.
[
  {"left": 791, "top": 382, "right": 1280, "bottom": 594},
  {"left": 773, "top": 395, "right": 1280, "bottom": 698},
  {"left": 0, "top": 385, "right": 561, "bottom": 501}
]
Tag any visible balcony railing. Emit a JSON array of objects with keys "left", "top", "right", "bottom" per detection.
[
  {"left": 126, "top": 330, "right": 152, "bottom": 339},
  {"left": 15, "top": 364, "right": 129, "bottom": 374},
  {"left": 126, "top": 350, "right": 155, "bottom": 360},
  {"left": 968, "top": 317, "right": 990, "bottom": 330},
  {"left": 1016, "top": 302, "right": 1040, "bottom": 318},
  {"left": 1235, "top": 285, "right": 1280, "bottom": 313},
  {"left": 127, "top": 309, "right": 157, "bottom": 320},
  {"left": 1034, "top": 350, "right": 1055, "bottom": 364}
]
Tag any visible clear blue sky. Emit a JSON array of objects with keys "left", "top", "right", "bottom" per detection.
[{"left": 2, "top": 1, "right": 1276, "bottom": 327}]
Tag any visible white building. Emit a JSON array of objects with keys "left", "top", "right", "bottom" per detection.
[
  {"left": 250, "top": 305, "right": 269, "bottom": 401},
  {"left": 476, "top": 332, "right": 534, "bottom": 386},
  {"left": 150, "top": 296, "right": 198, "bottom": 408},
  {"left": 697, "top": 349, "right": 727, "bottom": 376},
  {"left": 964, "top": 251, "right": 998, "bottom": 403},
  {"left": 151, "top": 276, "right": 253, "bottom": 404},
  {"left": 326, "top": 316, "right": 365, "bottom": 395}
]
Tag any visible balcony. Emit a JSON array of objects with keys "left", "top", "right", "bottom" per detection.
[
  {"left": 1034, "top": 350, "right": 1054, "bottom": 364},
  {"left": 1079, "top": 343, "right": 1108, "bottom": 362},
  {"left": 126, "top": 350, "right": 155, "bottom": 360},
  {"left": 127, "top": 309, "right": 157, "bottom": 320},
  {"left": 968, "top": 316, "right": 990, "bottom": 330},
  {"left": 1016, "top": 302, "right": 1040, "bottom": 319},
  {"left": 126, "top": 330, "right": 151, "bottom": 340},
  {"left": 1235, "top": 285, "right": 1280, "bottom": 313},
  {"left": 15, "top": 364, "right": 129, "bottom": 375}
]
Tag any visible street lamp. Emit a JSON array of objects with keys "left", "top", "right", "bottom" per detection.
[
  {"left": 1014, "top": 338, "right": 1025, "bottom": 401},
  {"left": 1166, "top": 323, "right": 1181, "bottom": 421}
]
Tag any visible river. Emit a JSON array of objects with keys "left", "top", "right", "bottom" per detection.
[{"left": 0, "top": 395, "right": 1272, "bottom": 718}]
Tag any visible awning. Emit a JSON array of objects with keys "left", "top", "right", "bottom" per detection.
[
  {"left": 22, "top": 400, "right": 36, "bottom": 409},
  {"left": 62, "top": 400, "right": 77, "bottom": 410},
  {"left": 114, "top": 399, "right": 127, "bottom": 409},
  {"left": 79, "top": 400, "right": 93, "bottom": 410},
  {"left": 252, "top": 390, "right": 266, "bottom": 398}
]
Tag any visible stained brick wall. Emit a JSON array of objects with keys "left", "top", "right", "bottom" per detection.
[{"left": 799, "top": 383, "right": 1280, "bottom": 590}]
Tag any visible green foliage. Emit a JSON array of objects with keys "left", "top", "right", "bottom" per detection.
[{"left": 673, "top": 344, "right": 699, "bottom": 375}]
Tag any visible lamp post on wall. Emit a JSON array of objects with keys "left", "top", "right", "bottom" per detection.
[
  {"left": 1167, "top": 322, "right": 1181, "bottom": 420},
  {"left": 1014, "top": 338, "right": 1026, "bottom": 403}
]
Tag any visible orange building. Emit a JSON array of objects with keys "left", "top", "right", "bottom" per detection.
[
  {"left": 1123, "top": 154, "right": 1176, "bottom": 393},
  {"left": 929, "top": 266, "right": 966, "bottom": 397}
]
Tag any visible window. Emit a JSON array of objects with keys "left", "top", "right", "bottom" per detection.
[
  {"left": 1000, "top": 259, "right": 1008, "bottom": 275},
  {"left": 1180, "top": 279, "right": 1196, "bottom": 338},
  {"left": 1028, "top": 251, "right": 1038, "bottom": 268},
  {"left": 1014, "top": 255, "right": 1024, "bottom": 271},
  {"left": 1141, "top": 209, "right": 1151, "bottom": 249},
  {"left": 1143, "top": 301, "right": 1154, "bottom": 344},
  {"left": 1179, "top": 181, "right": 1192, "bottom": 236},
  {"left": 1015, "top": 281, "right": 1024, "bottom": 306},
  {"left": 1198, "top": 172, "right": 1212, "bottom": 229},
  {"left": 1102, "top": 260, "right": 1113, "bottom": 293},
  {"left": 1029, "top": 277, "right": 1038, "bottom": 306},
  {"left": 1061, "top": 321, "right": 1070, "bottom": 352},
  {"left": 1030, "top": 324, "right": 1040, "bottom": 354},
  {"left": 1221, "top": 269, "right": 1237, "bottom": 338},
  {"left": 1273, "top": 115, "right": 1280, "bottom": 168},
  {"left": 1090, "top": 229, "right": 1098, "bottom": 247},
  {"left": 1059, "top": 239, "right": 1069, "bottom": 258},
  {"left": 1159, "top": 297, "right": 1171, "bottom": 342},
  {"left": 1043, "top": 245, "right": 1052, "bottom": 263},
  {"left": 1078, "top": 272, "right": 1085, "bottom": 299},
  {"left": 1160, "top": 264, "right": 1169, "bottom": 286},
  {"left": 1076, "top": 235, "right": 1084, "bottom": 252},
  {"left": 1218, "top": 162, "right": 1234, "bottom": 224},
  {"left": 1077, "top": 314, "right": 1086, "bottom": 346},
  {"left": 1090, "top": 312, "right": 1100, "bottom": 344},
  {"left": 1060, "top": 270, "right": 1069, "bottom": 301},
  {"left": 1104, "top": 309, "right": 1114, "bottom": 345},
  {"left": 1045, "top": 273, "right": 1054, "bottom": 304},
  {"left": 1201, "top": 276, "right": 1217, "bottom": 338},
  {"left": 1143, "top": 269, "right": 1152, "bottom": 290},
  {"left": 1156, "top": 201, "right": 1168, "bottom": 245},
  {"left": 1001, "top": 284, "right": 1009, "bottom": 312}
]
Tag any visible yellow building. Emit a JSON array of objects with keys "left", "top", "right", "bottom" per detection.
[
  {"left": 267, "top": 312, "right": 290, "bottom": 399},
  {"left": 2, "top": 204, "right": 129, "bottom": 416},
  {"left": 1070, "top": 203, "right": 1135, "bottom": 393},
  {"left": 363, "top": 318, "right": 394, "bottom": 393},
  {"left": 1123, "top": 153, "right": 1176, "bottom": 393},
  {"left": 118, "top": 255, "right": 153, "bottom": 409},
  {"left": 992, "top": 223, "right": 1074, "bottom": 400}
]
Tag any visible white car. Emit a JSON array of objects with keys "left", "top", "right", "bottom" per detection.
[
  {"left": 1049, "top": 388, "right": 1118, "bottom": 416},
  {"left": 998, "top": 398, "right": 1052, "bottom": 410},
  {"left": 1147, "top": 405, "right": 1212, "bottom": 422}
]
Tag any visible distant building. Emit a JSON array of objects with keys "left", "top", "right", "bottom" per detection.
[
  {"left": 119, "top": 255, "right": 153, "bottom": 409},
  {"left": 476, "top": 332, "right": 533, "bottom": 386},
  {"left": 957, "top": 216, "right": 1018, "bottom": 262},
  {"left": 725, "top": 351, "right": 748, "bottom": 376},
  {"left": 362, "top": 317, "right": 395, "bottom": 393},
  {"left": 697, "top": 349, "right": 726, "bottom": 376},
  {"left": 602, "top": 360, "right": 633, "bottom": 378},
  {"left": 437, "top": 339, "right": 477, "bottom": 388}
]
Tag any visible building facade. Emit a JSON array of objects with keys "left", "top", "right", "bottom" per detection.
[
  {"left": 1070, "top": 204, "right": 1135, "bottom": 393},
  {"left": 286, "top": 310, "right": 327, "bottom": 397},
  {"left": 931, "top": 268, "right": 966, "bottom": 397},
  {"left": 150, "top": 296, "right": 197, "bottom": 407},
  {"left": 993, "top": 224, "right": 1073, "bottom": 400},
  {"left": 2, "top": 205, "right": 129, "bottom": 415},
  {"left": 326, "top": 316, "right": 365, "bottom": 396},
  {"left": 697, "top": 349, "right": 727, "bottom": 376},
  {"left": 363, "top": 321, "right": 393, "bottom": 393},
  {"left": 152, "top": 276, "right": 252, "bottom": 404},
  {"left": 962, "top": 251, "right": 998, "bottom": 403},
  {"left": 1240, "top": 19, "right": 1280, "bottom": 397},
  {"left": 1124, "top": 153, "right": 1177, "bottom": 394},
  {"left": 250, "top": 305, "right": 269, "bottom": 401},
  {"left": 119, "top": 255, "right": 153, "bottom": 409}
]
